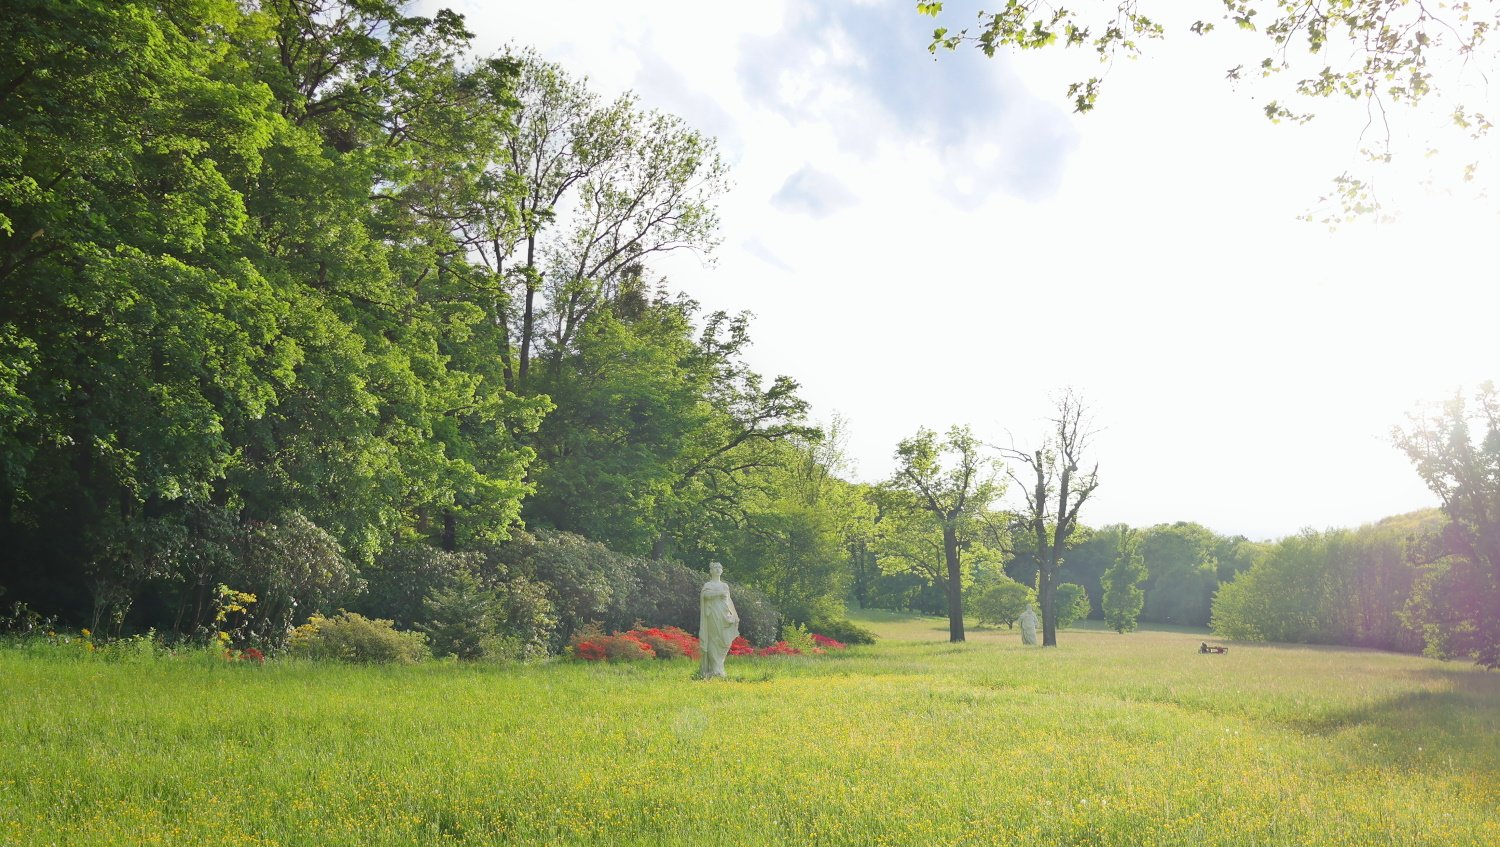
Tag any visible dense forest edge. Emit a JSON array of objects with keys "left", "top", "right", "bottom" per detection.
[{"left": 2, "top": 1, "right": 1497, "bottom": 668}]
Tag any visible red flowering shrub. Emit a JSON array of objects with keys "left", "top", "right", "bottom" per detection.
[
  {"left": 570, "top": 623, "right": 703, "bottom": 662},
  {"left": 570, "top": 623, "right": 652, "bottom": 661},
  {"left": 627, "top": 625, "right": 700, "bottom": 660},
  {"left": 756, "top": 640, "right": 801, "bottom": 656},
  {"left": 663, "top": 626, "right": 701, "bottom": 658},
  {"left": 571, "top": 633, "right": 654, "bottom": 661},
  {"left": 606, "top": 633, "right": 656, "bottom": 660},
  {"left": 574, "top": 639, "right": 607, "bottom": 661},
  {"left": 568, "top": 625, "right": 843, "bottom": 662}
]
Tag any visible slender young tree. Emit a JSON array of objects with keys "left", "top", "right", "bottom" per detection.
[
  {"left": 1102, "top": 527, "right": 1147, "bottom": 633},
  {"left": 998, "top": 391, "right": 1100, "bottom": 647},
  {"left": 889, "top": 425, "right": 1002, "bottom": 642}
]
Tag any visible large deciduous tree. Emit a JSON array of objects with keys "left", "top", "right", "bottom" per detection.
[
  {"left": 1, "top": 0, "right": 296, "bottom": 620},
  {"left": 999, "top": 391, "right": 1099, "bottom": 647},
  {"left": 1395, "top": 382, "right": 1500, "bottom": 667},
  {"left": 0, "top": 0, "right": 545, "bottom": 633},
  {"left": 889, "top": 425, "right": 1002, "bottom": 642},
  {"left": 705, "top": 426, "right": 872, "bottom": 626},
  {"left": 1137, "top": 522, "right": 1222, "bottom": 626},
  {"left": 466, "top": 49, "right": 728, "bottom": 394},
  {"left": 523, "top": 297, "right": 817, "bottom": 563}
]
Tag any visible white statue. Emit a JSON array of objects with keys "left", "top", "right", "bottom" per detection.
[
  {"left": 1019, "top": 605, "right": 1039, "bottom": 646},
  {"left": 698, "top": 561, "right": 740, "bottom": 679}
]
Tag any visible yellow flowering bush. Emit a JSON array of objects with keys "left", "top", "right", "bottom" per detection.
[{"left": 289, "top": 612, "right": 428, "bottom": 664}]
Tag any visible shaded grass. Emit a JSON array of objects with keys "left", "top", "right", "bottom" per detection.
[{"left": 1, "top": 616, "right": 1495, "bottom": 846}]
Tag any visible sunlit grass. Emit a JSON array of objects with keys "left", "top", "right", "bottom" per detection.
[{"left": 2, "top": 614, "right": 1495, "bottom": 846}]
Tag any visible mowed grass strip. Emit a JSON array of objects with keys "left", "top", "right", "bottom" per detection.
[{"left": 2, "top": 617, "right": 1495, "bottom": 846}]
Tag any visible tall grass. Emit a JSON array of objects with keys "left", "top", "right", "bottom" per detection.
[{"left": 2, "top": 616, "right": 1494, "bottom": 846}]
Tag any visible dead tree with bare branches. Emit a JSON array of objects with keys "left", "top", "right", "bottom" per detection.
[{"left": 997, "top": 392, "right": 1100, "bottom": 647}]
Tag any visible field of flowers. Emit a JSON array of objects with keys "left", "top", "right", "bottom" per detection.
[{"left": 2, "top": 613, "right": 1496, "bottom": 846}]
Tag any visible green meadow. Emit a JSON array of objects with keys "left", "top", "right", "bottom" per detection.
[{"left": 2, "top": 614, "right": 1495, "bottom": 847}]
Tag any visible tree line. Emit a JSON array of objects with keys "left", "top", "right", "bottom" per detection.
[
  {"left": 4, "top": 2, "right": 1496, "bottom": 669},
  {"left": 855, "top": 384, "right": 1500, "bottom": 668},
  {"left": 0, "top": 0, "right": 858, "bottom": 652}
]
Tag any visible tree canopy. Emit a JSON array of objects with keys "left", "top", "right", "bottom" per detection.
[{"left": 0, "top": 0, "right": 835, "bottom": 644}]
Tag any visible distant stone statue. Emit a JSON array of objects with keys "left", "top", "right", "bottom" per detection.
[
  {"left": 1019, "top": 605, "right": 1039, "bottom": 646},
  {"left": 698, "top": 562, "right": 740, "bottom": 679}
]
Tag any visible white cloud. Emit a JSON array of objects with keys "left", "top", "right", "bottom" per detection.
[
  {"left": 771, "top": 165, "right": 858, "bottom": 217},
  {"left": 741, "top": 236, "right": 795, "bottom": 273}
]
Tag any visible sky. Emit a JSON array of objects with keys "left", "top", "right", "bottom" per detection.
[{"left": 428, "top": 0, "right": 1499, "bottom": 541}]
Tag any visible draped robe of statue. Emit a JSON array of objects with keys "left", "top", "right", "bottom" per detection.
[
  {"left": 1019, "top": 606, "right": 1039, "bottom": 646},
  {"left": 698, "top": 564, "right": 740, "bottom": 679}
]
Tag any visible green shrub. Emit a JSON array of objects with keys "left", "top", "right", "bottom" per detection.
[
  {"left": 95, "top": 629, "right": 165, "bottom": 663},
  {"left": 236, "top": 514, "right": 363, "bottom": 649},
  {"left": 1054, "top": 583, "right": 1092, "bottom": 628},
  {"left": 356, "top": 544, "right": 485, "bottom": 629},
  {"left": 780, "top": 622, "right": 817, "bottom": 653},
  {"left": 490, "top": 531, "right": 637, "bottom": 651},
  {"left": 730, "top": 584, "right": 781, "bottom": 647},
  {"left": 807, "top": 618, "right": 877, "bottom": 645},
  {"left": 614, "top": 557, "right": 702, "bottom": 634},
  {"left": 476, "top": 634, "right": 527, "bottom": 663},
  {"left": 289, "top": 612, "right": 428, "bottom": 664},
  {"left": 971, "top": 578, "right": 1036, "bottom": 629},
  {"left": 492, "top": 574, "right": 558, "bottom": 660},
  {"left": 487, "top": 532, "right": 736, "bottom": 655},
  {"left": 1, "top": 601, "right": 56, "bottom": 636},
  {"left": 420, "top": 569, "right": 556, "bottom": 662}
]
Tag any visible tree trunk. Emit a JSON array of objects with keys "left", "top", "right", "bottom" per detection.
[
  {"left": 441, "top": 510, "right": 456, "bottom": 552},
  {"left": 851, "top": 542, "right": 870, "bottom": 609},
  {"left": 1029, "top": 451, "right": 1057, "bottom": 646},
  {"left": 1044, "top": 461, "right": 1074, "bottom": 647},
  {"left": 651, "top": 532, "right": 667, "bottom": 561},
  {"left": 492, "top": 285, "right": 514, "bottom": 393},
  {"left": 943, "top": 521, "right": 965, "bottom": 642},
  {"left": 518, "top": 236, "right": 537, "bottom": 388},
  {"left": 1039, "top": 559, "right": 1057, "bottom": 646}
]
